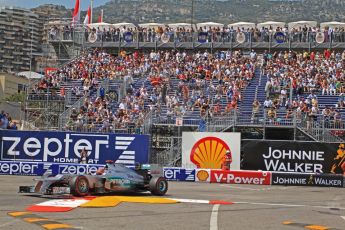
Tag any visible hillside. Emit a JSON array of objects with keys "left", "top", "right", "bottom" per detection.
[{"left": 33, "top": 0, "right": 345, "bottom": 24}]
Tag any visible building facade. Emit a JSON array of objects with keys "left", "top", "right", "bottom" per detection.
[{"left": 0, "top": 6, "right": 40, "bottom": 73}]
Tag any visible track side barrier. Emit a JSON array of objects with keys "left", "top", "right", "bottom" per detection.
[
  {"left": 163, "top": 167, "right": 344, "bottom": 188},
  {"left": 271, "top": 172, "right": 344, "bottom": 188},
  {"left": 0, "top": 161, "right": 104, "bottom": 176}
]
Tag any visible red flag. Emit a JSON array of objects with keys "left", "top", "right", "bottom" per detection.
[
  {"left": 98, "top": 9, "right": 103, "bottom": 23},
  {"left": 83, "top": 6, "right": 91, "bottom": 25},
  {"left": 72, "top": 0, "right": 80, "bottom": 26}
]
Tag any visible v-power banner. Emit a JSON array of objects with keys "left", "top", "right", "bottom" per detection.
[{"left": 0, "top": 130, "right": 149, "bottom": 166}]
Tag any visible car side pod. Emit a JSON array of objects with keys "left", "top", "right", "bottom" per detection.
[{"left": 149, "top": 177, "right": 168, "bottom": 196}]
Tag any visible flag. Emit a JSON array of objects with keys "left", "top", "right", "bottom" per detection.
[
  {"left": 98, "top": 9, "right": 103, "bottom": 23},
  {"left": 83, "top": 6, "right": 91, "bottom": 25},
  {"left": 72, "top": 0, "right": 80, "bottom": 26}
]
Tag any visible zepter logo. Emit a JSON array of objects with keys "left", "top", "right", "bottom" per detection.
[{"left": 190, "top": 136, "right": 231, "bottom": 169}]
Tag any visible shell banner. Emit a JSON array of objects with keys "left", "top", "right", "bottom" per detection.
[{"left": 182, "top": 132, "right": 241, "bottom": 170}]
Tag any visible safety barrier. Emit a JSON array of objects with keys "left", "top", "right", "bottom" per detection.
[
  {"left": 0, "top": 161, "right": 104, "bottom": 176},
  {"left": 0, "top": 160, "right": 343, "bottom": 188},
  {"left": 163, "top": 167, "right": 344, "bottom": 188}
]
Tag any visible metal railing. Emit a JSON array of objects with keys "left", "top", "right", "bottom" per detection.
[
  {"left": 46, "top": 27, "right": 345, "bottom": 47},
  {"left": 298, "top": 115, "right": 345, "bottom": 143},
  {"left": 58, "top": 96, "right": 85, "bottom": 130},
  {"left": 150, "top": 136, "right": 182, "bottom": 166}
]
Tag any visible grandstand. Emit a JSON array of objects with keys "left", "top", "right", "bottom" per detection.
[
  {"left": 23, "top": 41, "right": 345, "bottom": 166},
  {"left": 20, "top": 20, "right": 345, "bottom": 165}
]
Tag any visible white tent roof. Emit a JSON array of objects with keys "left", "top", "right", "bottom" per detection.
[
  {"left": 228, "top": 22, "right": 256, "bottom": 30},
  {"left": 320, "top": 21, "right": 345, "bottom": 29},
  {"left": 288, "top": 21, "right": 317, "bottom": 30},
  {"left": 257, "top": 21, "right": 285, "bottom": 30},
  {"left": 197, "top": 22, "right": 224, "bottom": 28},
  {"left": 17, "top": 71, "right": 44, "bottom": 79},
  {"left": 168, "top": 23, "right": 194, "bottom": 29},
  {"left": 139, "top": 23, "right": 165, "bottom": 29},
  {"left": 112, "top": 22, "right": 136, "bottom": 29},
  {"left": 87, "top": 22, "right": 114, "bottom": 30}
]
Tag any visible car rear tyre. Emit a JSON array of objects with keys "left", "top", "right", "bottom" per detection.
[
  {"left": 70, "top": 175, "right": 90, "bottom": 197},
  {"left": 149, "top": 177, "right": 168, "bottom": 196}
]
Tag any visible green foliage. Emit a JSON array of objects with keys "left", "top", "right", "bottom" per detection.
[{"left": 4, "top": 92, "right": 25, "bottom": 103}]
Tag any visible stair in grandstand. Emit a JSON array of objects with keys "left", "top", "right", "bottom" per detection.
[
  {"left": 238, "top": 68, "right": 265, "bottom": 124},
  {"left": 50, "top": 42, "right": 71, "bottom": 64}
]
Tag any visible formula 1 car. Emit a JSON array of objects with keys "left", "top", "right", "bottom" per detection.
[{"left": 19, "top": 161, "right": 168, "bottom": 196}]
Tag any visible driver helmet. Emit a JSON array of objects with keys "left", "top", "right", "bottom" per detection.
[{"left": 134, "top": 162, "right": 141, "bottom": 170}]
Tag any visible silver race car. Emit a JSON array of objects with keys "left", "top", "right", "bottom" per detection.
[{"left": 19, "top": 161, "right": 168, "bottom": 196}]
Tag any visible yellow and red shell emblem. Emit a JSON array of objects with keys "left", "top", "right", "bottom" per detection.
[
  {"left": 190, "top": 136, "right": 231, "bottom": 169},
  {"left": 196, "top": 170, "right": 209, "bottom": 181}
]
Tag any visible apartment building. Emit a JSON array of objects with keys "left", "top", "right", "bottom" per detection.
[{"left": 0, "top": 6, "right": 40, "bottom": 73}]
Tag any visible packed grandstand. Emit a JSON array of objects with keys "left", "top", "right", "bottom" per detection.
[{"left": 21, "top": 48, "right": 344, "bottom": 143}]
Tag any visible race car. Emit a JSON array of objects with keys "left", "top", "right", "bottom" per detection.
[{"left": 19, "top": 161, "right": 168, "bottom": 196}]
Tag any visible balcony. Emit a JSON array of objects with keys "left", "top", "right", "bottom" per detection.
[
  {"left": 12, "top": 42, "right": 24, "bottom": 46},
  {"left": 12, "top": 61, "right": 23, "bottom": 65},
  {"left": 13, "top": 51, "right": 24, "bottom": 55},
  {"left": 3, "top": 45, "right": 14, "bottom": 49},
  {"left": 4, "top": 36, "right": 15, "bottom": 40},
  {"left": 3, "top": 55, "right": 14, "bottom": 59}
]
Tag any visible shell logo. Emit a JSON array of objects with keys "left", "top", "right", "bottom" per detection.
[
  {"left": 190, "top": 136, "right": 231, "bottom": 169},
  {"left": 196, "top": 170, "right": 209, "bottom": 181}
]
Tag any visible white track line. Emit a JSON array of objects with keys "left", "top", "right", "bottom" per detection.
[
  {"left": 210, "top": 204, "right": 220, "bottom": 230},
  {"left": 235, "top": 201, "right": 345, "bottom": 210},
  {"left": 341, "top": 216, "right": 345, "bottom": 221}
]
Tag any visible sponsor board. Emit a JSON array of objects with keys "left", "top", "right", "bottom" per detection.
[
  {"left": 210, "top": 170, "right": 271, "bottom": 185},
  {"left": 195, "top": 169, "right": 211, "bottom": 183},
  {"left": 182, "top": 132, "right": 241, "bottom": 170},
  {"left": 198, "top": 32, "right": 208, "bottom": 43},
  {"left": 163, "top": 168, "right": 195, "bottom": 181},
  {"left": 271, "top": 172, "right": 344, "bottom": 188},
  {"left": 0, "top": 161, "right": 104, "bottom": 176},
  {"left": 0, "top": 130, "right": 149, "bottom": 166},
  {"left": 274, "top": 31, "right": 285, "bottom": 44},
  {"left": 242, "top": 141, "right": 345, "bottom": 174},
  {"left": 0, "top": 161, "right": 43, "bottom": 176}
]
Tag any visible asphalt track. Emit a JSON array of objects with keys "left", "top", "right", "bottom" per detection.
[{"left": 0, "top": 175, "right": 345, "bottom": 230}]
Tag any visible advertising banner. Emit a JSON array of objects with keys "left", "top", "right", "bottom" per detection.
[
  {"left": 163, "top": 167, "right": 195, "bottom": 181},
  {"left": 274, "top": 31, "right": 285, "bottom": 44},
  {"left": 195, "top": 169, "right": 211, "bottom": 183},
  {"left": 123, "top": 32, "right": 133, "bottom": 43},
  {"left": 198, "top": 32, "right": 208, "bottom": 43},
  {"left": 0, "top": 161, "right": 44, "bottom": 176},
  {"left": 182, "top": 132, "right": 241, "bottom": 170},
  {"left": 0, "top": 130, "right": 149, "bottom": 166},
  {"left": 271, "top": 172, "right": 344, "bottom": 188},
  {"left": 0, "top": 161, "right": 104, "bottom": 176},
  {"left": 242, "top": 140, "right": 345, "bottom": 174},
  {"left": 210, "top": 170, "right": 271, "bottom": 185}
]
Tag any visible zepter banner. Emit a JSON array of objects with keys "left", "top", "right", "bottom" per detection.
[
  {"left": 315, "top": 32, "right": 325, "bottom": 44},
  {"left": 182, "top": 132, "right": 241, "bottom": 170},
  {"left": 236, "top": 32, "right": 246, "bottom": 44}
]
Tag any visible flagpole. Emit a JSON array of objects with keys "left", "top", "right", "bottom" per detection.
[{"left": 90, "top": 0, "right": 94, "bottom": 23}]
